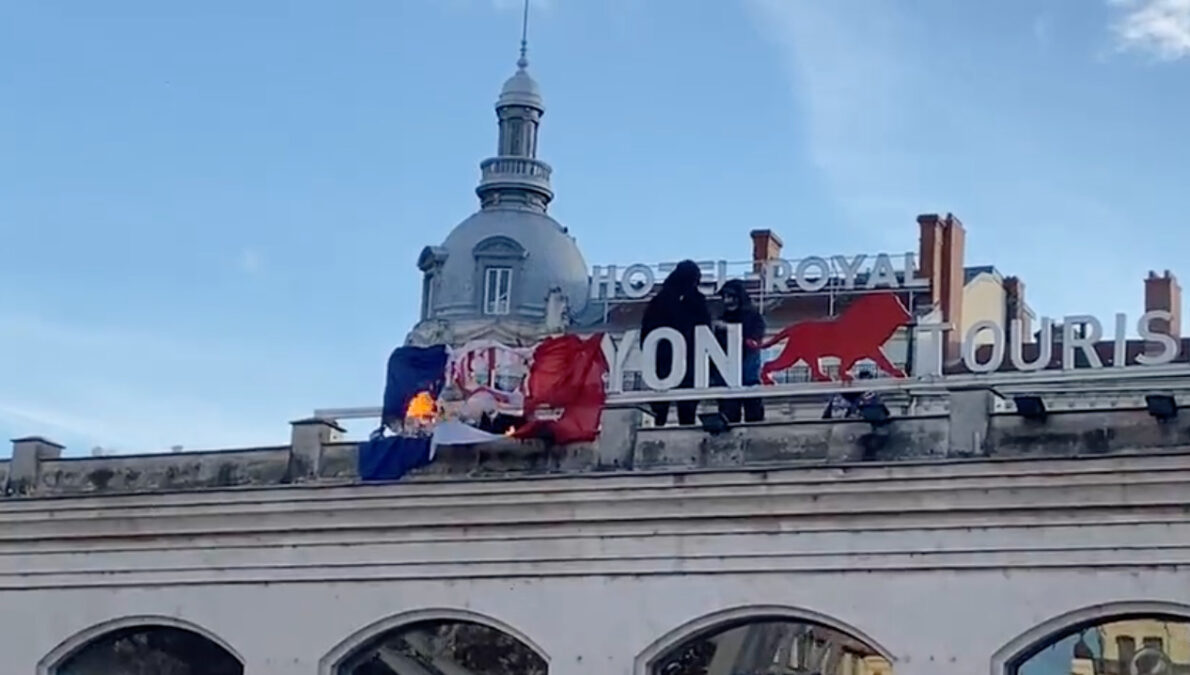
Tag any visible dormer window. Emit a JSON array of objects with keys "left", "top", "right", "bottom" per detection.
[
  {"left": 484, "top": 267, "right": 513, "bottom": 315},
  {"left": 473, "top": 236, "right": 526, "bottom": 317}
]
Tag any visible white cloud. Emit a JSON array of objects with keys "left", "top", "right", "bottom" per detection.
[{"left": 1111, "top": 0, "right": 1190, "bottom": 60}]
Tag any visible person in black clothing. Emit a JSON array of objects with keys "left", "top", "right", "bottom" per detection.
[
  {"left": 713, "top": 279, "right": 766, "bottom": 423},
  {"left": 822, "top": 370, "right": 881, "bottom": 419},
  {"left": 641, "top": 260, "right": 711, "bottom": 426}
]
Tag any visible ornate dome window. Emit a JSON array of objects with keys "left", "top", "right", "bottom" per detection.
[{"left": 474, "top": 236, "right": 527, "bottom": 316}]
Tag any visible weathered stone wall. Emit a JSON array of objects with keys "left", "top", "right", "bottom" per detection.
[
  {"left": 988, "top": 408, "right": 1190, "bottom": 457},
  {"left": 35, "top": 447, "right": 292, "bottom": 496},
  {"left": 7, "top": 406, "right": 1190, "bottom": 498},
  {"left": 5, "top": 452, "right": 1190, "bottom": 675}
]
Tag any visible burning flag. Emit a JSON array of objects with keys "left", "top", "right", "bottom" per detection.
[
  {"left": 381, "top": 344, "right": 450, "bottom": 429},
  {"left": 406, "top": 391, "right": 436, "bottom": 422}
]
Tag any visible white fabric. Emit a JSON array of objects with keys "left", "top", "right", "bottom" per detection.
[{"left": 430, "top": 420, "right": 506, "bottom": 459}]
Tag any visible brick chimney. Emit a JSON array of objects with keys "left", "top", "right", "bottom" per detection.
[
  {"left": 917, "top": 215, "right": 944, "bottom": 293},
  {"left": 1003, "top": 276, "right": 1027, "bottom": 344},
  {"left": 750, "top": 229, "right": 783, "bottom": 274},
  {"left": 918, "top": 213, "right": 966, "bottom": 361},
  {"left": 1145, "top": 270, "right": 1182, "bottom": 339}
]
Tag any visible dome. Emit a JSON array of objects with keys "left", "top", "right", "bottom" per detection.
[
  {"left": 426, "top": 207, "right": 590, "bottom": 322},
  {"left": 498, "top": 68, "right": 543, "bottom": 110}
]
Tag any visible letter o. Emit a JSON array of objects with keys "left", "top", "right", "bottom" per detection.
[
  {"left": 962, "top": 320, "right": 1005, "bottom": 373},
  {"left": 621, "top": 264, "right": 656, "bottom": 300},
  {"left": 795, "top": 257, "right": 830, "bottom": 292},
  {"left": 641, "top": 327, "right": 687, "bottom": 391}
]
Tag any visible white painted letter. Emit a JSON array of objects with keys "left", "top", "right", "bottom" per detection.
[
  {"left": 641, "top": 328, "right": 686, "bottom": 391},
  {"left": 1138, "top": 310, "right": 1180, "bottom": 365},
  {"left": 620, "top": 264, "right": 656, "bottom": 299},
  {"left": 1062, "top": 315, "right": 1103, "bottom": 370},
  {"left": 601, "top": 330, "right": 640, "bottom": 394},
  {"left": 1010, "top": 318, "right": 1052, "bottom": 371},
  {"left": 694, "top": 324, "right": 741, "bottom": 389},
  {"left": 1114, "top": 313, "right": 1127, "bottom": 368},
  {"left": 962, "top": 320, "right": 1005, "bottom": 373},
  {"left": 912, "top": 321, "right": 952, "bottom": 376},
  {"left": 832, "top": 254, "right": 866, "bottom": 290},
  {"left": 764, "top": 259, "right": 792, "bottom": 293},
  {"left": 866, "top": 254, "right": 900, "bottom": 290},
  {"left": 902, "top": 253, "right": 930, "bottom": 288},
  {"left": 795, "top": 257, "right": 830, "bottom": 292},
  {"left": 591, "top": 265, "right": 617, "bottom": 299}
]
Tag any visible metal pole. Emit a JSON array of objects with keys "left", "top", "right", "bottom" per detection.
[{"left": 314, "top": 364, "right": 1190, "bottom": 420}]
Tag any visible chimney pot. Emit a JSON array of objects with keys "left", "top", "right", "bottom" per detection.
[
  {"left": 1144, "top": 269, "right": 1182, "bottom": 342},
  {"left": 749, "top": 229, "right": 784, "bottom": 274}
]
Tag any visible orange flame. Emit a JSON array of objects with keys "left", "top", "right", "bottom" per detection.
[{"left": 406, "top": 391, "right": 436, "bottom": 421}]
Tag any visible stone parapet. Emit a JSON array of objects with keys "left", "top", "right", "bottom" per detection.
[{"left": 4, "top": 404, "right": 1190, "bottom": 499}]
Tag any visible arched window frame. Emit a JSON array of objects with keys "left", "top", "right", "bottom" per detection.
[
  {"left": 473, "top": 236, "right": 527, "bottom": 317},
  {"left": 319, "top": 607, "right": 549, "bottom": 675},
  {"left": 37, "top": 615, "right": 244, "bottom": 675},
  {"left": 991, "top": 601, "right": 1190, "bottom": 675},
  {"left": 634, "top": 604, "right": 895, "bottom": 675}
]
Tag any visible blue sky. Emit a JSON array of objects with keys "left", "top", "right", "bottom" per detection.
[{"left": 2, "top": 0, "right": 1188, "bottom": 454}]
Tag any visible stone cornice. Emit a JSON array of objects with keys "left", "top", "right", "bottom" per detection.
[{"left": 3, "top": 453, "right": 1190, "bottom": 589}]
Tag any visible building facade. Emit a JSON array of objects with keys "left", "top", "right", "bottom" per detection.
[{"left": 5, "top": 43, "right": 1190, "bottom": 675}]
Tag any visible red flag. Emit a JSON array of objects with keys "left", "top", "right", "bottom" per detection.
[{"left": 513, "top": 334, "right": 608, "bottom": 444}]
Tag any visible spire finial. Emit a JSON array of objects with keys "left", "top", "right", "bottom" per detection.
[{"left": 517, "top": 0, "right": 530, "bottom": 69}]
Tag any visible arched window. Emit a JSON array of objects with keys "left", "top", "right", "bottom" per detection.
[
  {"left": 1010, "top": 616, "right": 1190, "bottom": 675},
  {"left": 337, "top": 619, "right": 547, "bottom": 675},
  {"left": 51, "top": 624, "right": 242, "bottom": 675},
  {"left": 473, "top": 236, "right": 526, "bottom": 317},
  {"left": 651, "top": 617, "right": 892, "bottom": 675}
]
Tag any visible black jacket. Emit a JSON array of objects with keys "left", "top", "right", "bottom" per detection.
[{"left": 641, "top": 260, "right": 711, "bottom": 385}]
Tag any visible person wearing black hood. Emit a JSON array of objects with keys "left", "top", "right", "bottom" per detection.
[
  {"left": 714, "top": 279, "right": 766, "bottom": 423},
  {"left": 641, "top": 260, "right": 711, "bottom": 426}
]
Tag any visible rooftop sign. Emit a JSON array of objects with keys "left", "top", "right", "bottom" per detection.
[
  {"left": 599, "top": 303, "right": 1184, "bottom": 393},
  {"left": 591, "top": 252, "right": 930, "bottom": 300}
]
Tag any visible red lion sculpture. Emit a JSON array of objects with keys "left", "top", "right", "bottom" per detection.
[{"left": 759, "top": 292, "right": 911, "bottom": 384}]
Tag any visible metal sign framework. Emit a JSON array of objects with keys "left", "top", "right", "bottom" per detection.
[{"left": 313, "top": 363, "right": 1190, "bottom": 421}]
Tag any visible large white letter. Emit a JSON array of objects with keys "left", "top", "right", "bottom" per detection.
[
  {"left": 962, "top": 320, "right": 1005, "bottom": 373},
  {"left": 764, "top": 259, "right": 792, "bottom": 293},
  {"left": 591, "top": 265, "right": 617, "bottom": 300},
  {"left": 620, "top": 264, "right": 655, "bottom": 299},
  {"left": 601, "top": 330, "right": 640, "bottom": 394},
  {"left": 1113, "top": 312, "right": 1127, "bottom": 368},
  {"left": 693, "top": 324, "right": 741, "bottom": 389},
  {"left": 1062, "top": 315, "right": 1103, "bottom": 370},
  {"left": 641, "top": 328, "right": 686, "bottom": 391},
  {"left": 866, "top": 254, "right": 900, "bottom": 290},
  {"left": 1138, "top": 310, "right": 1180, "bottom": 365},
  {"left": 912, "top": 321, "right": 952, "bottom": 376},
  {"left": 1009, "top": 318, "right": 1052, "bottom": 371},
  {"left": 832, "top": 254, "right": 866, "bottom": 290},
  {"left": 795, "top": 257, "right": 830, "bottom": 292},
  {"left": 902, "top": 252, "right": 930, "bottom": 289}
]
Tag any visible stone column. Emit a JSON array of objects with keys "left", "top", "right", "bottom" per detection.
[
  {"left": 595, "top": 408, "right": 640, "bottom": 470},
  {"left": 6, "top": 436, "right": 63, "bottom": 496},
  {"left": 288, "top": 418, "right": 345, "bottom": 482},
  {"left": 947, "top": 388, "right": 994, "bottom": 457}
]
